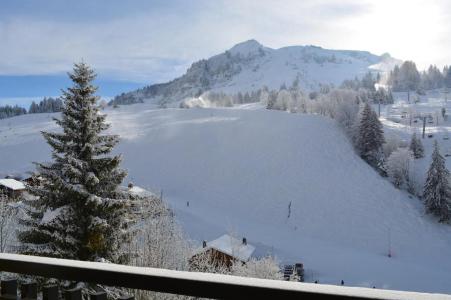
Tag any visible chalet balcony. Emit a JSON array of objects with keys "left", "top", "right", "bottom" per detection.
[{"left": 0, "top": 253, "right": 449, "bottom": 300}]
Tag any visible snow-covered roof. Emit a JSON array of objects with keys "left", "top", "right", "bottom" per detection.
[
  {"left": 202, "top": 234, "right": 255, "bottom": 262},
  {"left": 0, "top": 178, "right": 26, "bottom": 191},
  {"left": 128, "top": 186, "right": 153, "bottom": 197}
]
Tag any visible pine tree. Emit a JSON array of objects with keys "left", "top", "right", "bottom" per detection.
[
  {"left": 423, "top": 141, "right": 451, "bottom": 222},
  {"left": 29, "top": 101, "right": 38, "bottom": 114},
  {"left": 356, "top": 103, "right": 385, "bottom": 170},
  {"left": 409, "top": 132, "right": 424, "bottom": 159},
  {"left": 19, "top": 62, "right": 128, "bottom": 262}
]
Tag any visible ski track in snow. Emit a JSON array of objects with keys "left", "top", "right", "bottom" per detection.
[{"left": 1, "top": 103, "right": 451, "bottom": 294}]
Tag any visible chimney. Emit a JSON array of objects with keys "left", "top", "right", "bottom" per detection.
[
  {"left": 202, "top": 240, "right": 207, "bottom": 248},
  {"left": 242, "top": 237, "right": 247, "bottom": 245}
]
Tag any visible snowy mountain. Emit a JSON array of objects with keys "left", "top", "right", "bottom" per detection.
[
  {"left": 112, "top": 40, "right": 400, "bottom": 105},
  {"left": 1, "top": 103, "right": 451, "bottom": 293}
]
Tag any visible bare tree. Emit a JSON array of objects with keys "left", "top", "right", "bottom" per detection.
[
  {"left": 0, "top": 193, "right": 18, "bottom": 253},
  {"left": 231, "top": 256, "right": 282, "bottom": 280},
  {"left": 123, "top": 192, "right": 191, "bottom": 300}
]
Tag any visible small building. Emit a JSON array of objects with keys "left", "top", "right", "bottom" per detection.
[
  {"left": 22, "top": 174, "right": 45, "bottom": 187},
  {"left": 4, "top": 172, "right": 43, "bottom": 187},
  {"left": 190, "top": 234, "right": 255, "bottom": 269},
  {"left": 0, "top": 178, "right": 26, "bottom": 199}
]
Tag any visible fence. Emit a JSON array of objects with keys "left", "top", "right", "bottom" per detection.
[{"left": 0, "top": 253, "right": 449, "bottom": 299}]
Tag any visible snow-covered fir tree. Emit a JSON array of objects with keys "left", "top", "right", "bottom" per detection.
[
  {"left": 423, "top": 141, "right": 451, "bottom": 222},
  {"left": 356, "top": 103, "right": 385, "bottom": 171},
  {"left": 18, "top": 62, "right": 128, "bottom": 262},
  {"left": 409, "top": 132, "right": 424, "bottom": 159}
]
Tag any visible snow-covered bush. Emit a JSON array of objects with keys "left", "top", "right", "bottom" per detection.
[
  {"left": 261, "top": 83, "right": 309, "bottom": 113},
  {"left": 190, "top": 251, "right": 283, "bottom": 281},
  {"left": 125, "top": 192, "right": 191, "bottom": 300},
  {"left": 188, "top": 249, "right": 231, "bottom": 275},
  {"left": 323, "top": 89, "right": 359, "bottom": 119},
  {"left": 333, "top": 91, "right": 360, "bottom": 137},
  {"left": 386, "top": 148, "right": 413, "bottom": 189},
  {"left": 126, "top": 194, "right": 190, "bottom": 270},
  {"left": 383, "top": 134, "right": 403, "bottom": 158},
  {"left": 273, "top": 89, "right": 292, "bottom": 111},
  {"left": 231, "top": 256, "right": 282, "bottom": 280}
]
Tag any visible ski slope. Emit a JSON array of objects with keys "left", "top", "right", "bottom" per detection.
[{"left": 1, "top": 104, "right": 451, "bottom": 294}]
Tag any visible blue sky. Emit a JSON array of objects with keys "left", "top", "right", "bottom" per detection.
[{"left": 1, "top": 0, "right": 451, "bottom": 102}]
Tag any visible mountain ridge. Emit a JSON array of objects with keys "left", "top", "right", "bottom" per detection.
[{"left": 111, "top": 40, "right": 401, "bottom": 106}]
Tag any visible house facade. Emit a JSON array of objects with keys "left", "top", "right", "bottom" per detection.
[
  {"left": 0, "top": 178, "right": 26, "bottom": 199},
  {"left": 190, "top": 234, "right": 255, "bottom": 270}
]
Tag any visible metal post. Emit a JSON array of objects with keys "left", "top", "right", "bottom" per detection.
[
  {"left": 21, "top": 282, "right": 37, "bottom": 300},
  {"left": 388, "top": 228, "right": 392, "bottom": 258},
  {"left": 378, "top": 98, "right": 381, "bottom": 117},
  {"left": 65, "top": 287, "right": 82, "bottom": 300},
  {"left": 42, "top": 285, "right": 59, "bottom": 300},
  {"left": 0, "top": 279, "right": 17, "bottom": 300},
  {"left": 90, "top": 292, "right": 107, "bottom": 300},
  {"left": 423, "top": 117, "right": 426, "bottom": 139}
]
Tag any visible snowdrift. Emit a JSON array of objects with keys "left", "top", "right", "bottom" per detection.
[{"left": 1, "top": 105, "right": 451, "bottom": 293}]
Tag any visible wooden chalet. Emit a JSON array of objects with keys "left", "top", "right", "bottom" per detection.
[
  {"left": 190, "top": 234, "right": 255, "bottom": 270},
  {"left": 0, "top": 178, "right": 26, "bottom": 198}
]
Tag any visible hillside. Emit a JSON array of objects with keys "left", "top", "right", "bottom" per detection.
[
  {"left": 111, "top": 40, "right": 400, "bottom": 106},
  {"left": 1, "top": 104, "right": 451, "bottom": 293}
]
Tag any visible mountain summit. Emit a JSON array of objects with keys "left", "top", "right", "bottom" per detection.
[
  {"left": 228, "top": 39, "right": 265, "bottom": 55},
  {"left": 112, "top": 40, "right": 400, "bottom": 105}
]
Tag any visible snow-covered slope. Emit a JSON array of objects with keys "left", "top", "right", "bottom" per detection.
[
  {"left": 1, "top": 104, "right": 451, "bottom": 294},
  {"left": 112, "top": 40, "right": 400, "bottom": 105}
]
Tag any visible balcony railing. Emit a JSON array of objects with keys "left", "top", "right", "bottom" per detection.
[{"left": 0, "top": 253, "right": 449, "bottom": 299}]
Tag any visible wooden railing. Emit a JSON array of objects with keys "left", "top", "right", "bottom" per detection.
[{"left": 0, "top": 253, "right": 449, "bottom": 299}]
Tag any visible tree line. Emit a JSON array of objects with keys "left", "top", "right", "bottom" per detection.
[
  {"left": 388, "top": 61, "right": 451, "bottom": 93},
  {"left": 28, "top": 97, "right": 63, "bottom": 114},
  {"left": 0, "top": 97, "right": 63, "bottom": 120},
  {"left": 0, "top": 105, "right": 27, "bottom": 119}
]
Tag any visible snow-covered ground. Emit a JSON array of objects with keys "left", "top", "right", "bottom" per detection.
[
  {"left": 1, "top": 103, "right": 451, "bottom": 294},
  {"left": 380, "top": 90, "right": 451, "bottom": 185}
]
